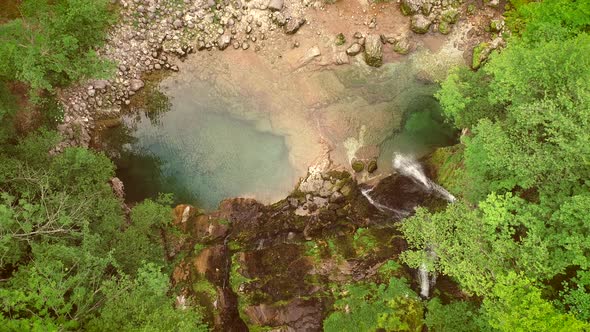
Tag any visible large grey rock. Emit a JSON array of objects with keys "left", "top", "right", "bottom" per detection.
[
  {"left": 346, "top": 43, "right": 362, "bottom": 56},
  {"left": 268, "top": 0, "right": 284, "bottom": 11},
  {"left": 217, "top": 35, "right": 231, "bottom": 50},
  {"left": 363, "top": 35, "right": 382, "bottom": 67},
  {"left": 129, "top": 79, "right": 145, "bottom": 92},
  {"left": 410, "top": 14, "right": 432, "bottom": 34},
  {"left": 285, "top": 17, "right": 306, "bottom": 34}
]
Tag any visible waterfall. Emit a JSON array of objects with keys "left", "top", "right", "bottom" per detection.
[
  {"left": 360, "top": 187, "right": 409, "bottom": 218},
  {"left": 392, "top": 153, "right": 455, "bottom": 298},
  {"left": 393, "top": 154, "right": 456, "bottom": 203},
  {"left": 418, "top": 263, "right": 430, "bottom": 298}
]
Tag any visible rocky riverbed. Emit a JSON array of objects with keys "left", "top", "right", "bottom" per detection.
[{"left": 56, "top": 0, "right": 507, "bottom": 154}]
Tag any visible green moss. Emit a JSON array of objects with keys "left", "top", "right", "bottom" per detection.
[
  {"left": 467, "top": 3, "right": 476, "bottom": 15},
  {"left": 427, "top": 145, "right": 467, "bottom": 198},
  {"left": 438, "top": 21, "right": 451, "bottom": 35},
  {"left": 367, "top": 160, "right": 378, "bottom": 173},
  {"left": 393, "top": 41, "right": 410, "bottom": 55},
  {"left": 194, "top": 243, "right": 206, "bottom": 255},
  {"left": 335, "top": 33, "right": 346, "bottom": 46},
  {"left": 400, "top": 2, "right": 413, "bottom": 16},
  {"left": 489, "top": 19, "right": 503, "bottom": 32},
  {"left": 192, "top": 278, "right": 217, "bottom": 301},
  {"left": 352, "top": 228, "right": 379, "bottom": 256},
  {"left": 471, "top": 42, "right": 489, "bottom": 69},
  {"left": 230, "top": 253, "right": 252, "bottom": 294},
  {"left": 351, "top": 160, "right": 365, "bottom": 173},
  {"left": 441, "top": 9, "right": 459, "bottom": 24}
]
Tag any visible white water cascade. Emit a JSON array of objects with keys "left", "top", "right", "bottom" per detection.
[
  {"left": 393, "top": 154, "right": 456, "bottom": 203},
  {"left": 360, "top": 187, "right": 410, "bottom": 218},
  {"left": 392, "top": 153, "right": 455, "bottom": 298}
]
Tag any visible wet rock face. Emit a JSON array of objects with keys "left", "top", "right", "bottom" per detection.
[
  {"left": 167, "top": 162, "right": 455, "bottom": 331},
  {"left": 368, "top": 173, "right": 444, "bottom": 212}
]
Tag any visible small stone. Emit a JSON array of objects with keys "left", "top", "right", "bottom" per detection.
[
  {"left": 173, "top": 19, "right": 183, "bottom": 29},
  {"left": 217, "top": 34, "right": 232, "bottom": 50},
  {"left": 242, "top": 42, "right": 249, "bottom": 50},
  {"left": 346, "top": 43, "right": 362, "bottom": 56},
  {"left": 268, "top": 0, "right": 284, "bottom": 11},
  {"left": 129, "top": 79, "right": 145, "bottom": 92}
]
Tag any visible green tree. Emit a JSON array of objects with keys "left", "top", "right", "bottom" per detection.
[
  {"left": 324, "top": 277, "right": 423, "bottom": 332},
  {"left": 0, "top": 0, "right": 115, "bottom": 95},
  {"left": 86, "top": 263, "right": 208, "bottom": 332}
]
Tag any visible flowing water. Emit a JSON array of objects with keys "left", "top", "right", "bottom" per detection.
[{"left": 393, "top": 154, "right": 456, "bottom": 202}]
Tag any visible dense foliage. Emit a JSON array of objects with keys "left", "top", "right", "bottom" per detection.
[
  {"left": 0, "top": 1, "right": 209, "bottom": 329},
  {"left": 0, "top": 0, "right": 114, "bottom": 97},
  {"left": 0, "top": 130, "right": 207, "bottom": 330},
  {"left": 400, "top": 0, "right": 590, "bottom": 330}
]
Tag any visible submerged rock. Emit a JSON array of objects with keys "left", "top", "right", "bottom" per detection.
[{"left": 351, "top": 159, "right": 365, "bottom": 173}]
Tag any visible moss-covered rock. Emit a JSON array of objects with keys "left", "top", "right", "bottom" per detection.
[
  {"left": 471, "top": 42, "right": 489, "bottom": 69},
  {"left": 363, "top": 35, "right": 383, "bottom": 67},
  {"left": 441, "top": 9, "right": 459, "bottom": 24},
  {"left": 351, "top": 159, "right": 365, "bottom": 172},
  {"left": 367, "top": 160, "right": 378, "bottom": 173},
  {"left": 335, "top": 33, "right": 346, "bottom": 46},
  {"left": 489, "top": 19, "right": 504, "bottom": 32},
  {"left": 438, "top": 21, "right": 451, "bottom": 35},
  {"left": 393, "top": 38, "right": 411, "bottom": 54},
  {"left": 410, "top": 14, "right": 432, "bottom": 34}
]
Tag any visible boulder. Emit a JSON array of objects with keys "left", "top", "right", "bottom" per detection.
[
  {"left": 285, "top": 17, "right": 306, "bottom": 34},
  {"left": 129, "top": 79, "right": 145, "bottom": 92},
  {"left": 410, "top": 14, "right": 432, "bottom": 34},
  {"left": 400, "top": 0, "right": 424, "bottom": 16},
  {"left": 217, "top": 35, "right": 232, "bottom": 50},
  {"left": 268, "top": 0, "right": 284, "bottom": 11},
  {"left": 346, "top": 43, "right": 362, "bottom": 56},
  {"left": 363, "top": 35, "right": 383, "bottom": 67},
  {"left": 393, "top": 38, "right": 411, "bottom": 54},
  {"left": 367, "top": 160, "right": 378, "bottom": 173},
  {"left": 334, "top": 52, "right": 349, "bottom": 65}
]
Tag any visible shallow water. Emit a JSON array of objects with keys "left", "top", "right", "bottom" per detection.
[
  {"left": 104, "top": 51, "right": 457, "bottom": 210},
  {"left": 109, "top": 82, "right": 296, "bottom": 210}
]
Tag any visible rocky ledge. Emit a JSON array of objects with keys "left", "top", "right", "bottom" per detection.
[{"left": 164, "top": 158, "right": 447, "bottom": 331}]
